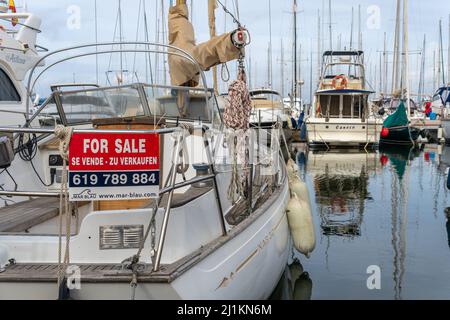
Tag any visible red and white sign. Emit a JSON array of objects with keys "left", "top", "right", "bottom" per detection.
[{"left": 68, "top": 132, "right": 160, "bottom": 202}]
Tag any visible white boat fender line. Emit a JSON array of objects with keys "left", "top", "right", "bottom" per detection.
[
  {"left": 286, "top": 174, "right": 316, "bottom": 258},
  {"left": 54, "top": 125, "right": 74, "bottom": 298}
]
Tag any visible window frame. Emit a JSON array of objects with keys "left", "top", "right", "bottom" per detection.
[{"left": 0, "top": 67, "right": 22, "bottom": 104}]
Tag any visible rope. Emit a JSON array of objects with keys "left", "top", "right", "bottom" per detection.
[
  {"left": 223, "top": 68, "right": 252, "bottom": 202},
  {"left": 54, "top": 125, "right": 73, "bottom": 297}
]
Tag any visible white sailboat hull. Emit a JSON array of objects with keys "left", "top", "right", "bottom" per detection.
[{"left": 0, "top": 181, "right": 290, "bottom": 300}]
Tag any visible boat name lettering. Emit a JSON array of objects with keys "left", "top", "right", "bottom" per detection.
[{"left": 336, "top": 125, "right": 356, "bottom": 130}]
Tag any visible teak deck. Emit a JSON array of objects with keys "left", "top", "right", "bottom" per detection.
[{"left": 0, "top": 198, "right": 60, "bottom": 233}]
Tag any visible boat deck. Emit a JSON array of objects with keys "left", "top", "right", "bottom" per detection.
[{"left": 0, "top": 198, "right": 60, "bottom": 233}]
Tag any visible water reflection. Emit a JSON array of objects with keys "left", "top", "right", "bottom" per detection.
[
  {"left": 270, "top": 259, "right": 313, "bottom": 300},
  {"left": 275, "top": 145, "right": 450, "bottom": 300},
  {"left": 379, "top": 145, "right": 420, "bottom": 300},
  {"left": 307, "top": 150, "right": 379, "bottom": 238}
]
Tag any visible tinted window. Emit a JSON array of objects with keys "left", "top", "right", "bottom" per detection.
[{"left": 0, "top": 69, "right": 20, "bottom": 102}]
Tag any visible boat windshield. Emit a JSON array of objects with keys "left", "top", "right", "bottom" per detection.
[{"left": 34, "top": 84, "right": 219, "bottom": 127}]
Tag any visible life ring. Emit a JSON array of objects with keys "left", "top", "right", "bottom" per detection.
[{"left": 332, "top": 75, "right": 348, "bottom": 90}]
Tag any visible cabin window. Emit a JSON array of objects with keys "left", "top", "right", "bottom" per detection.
[
  {"left": 320, "top": 95, "right": 340, "bottom": 118},
  {"left": 0, "top": 68, "right": 21, "bottom": 102},
  {"left": 343, "top": 96, "right": 353, "bottom": 118}
]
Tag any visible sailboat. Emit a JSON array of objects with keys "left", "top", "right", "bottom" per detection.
[
  {"left": 379, "top": 0, "right": 419, "bottom": 146},
  {"left": 0, "top": 2, "right": 293, "bottom": 300}
]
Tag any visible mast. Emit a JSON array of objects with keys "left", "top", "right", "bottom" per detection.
[
  {"left": 161, "top": 0, "right": 167, "bottom": 86},
  {"left": 379, "top": 53, "right": 382, "bottom": 96},
  {"left": 328, "top": 0, "right": 332, "bottom": 51},
  {"left": 383, "top": 32, "right": 388, "bottom": 95},
  {"left": 208, "top": 0, "right": 218, "bottom": 94},
  {"left": 392, "top": 0, "right": 401, "bottom": 94},
  {"left": 293, "top": 0, "right": 298, "bottom": 104},
  {"left": 358, "top": 4, "right": 362, "bottom": 50},
  {"left": 118, "top": 0, "right": 123, "bottom": 83},
  {"left": 267, "top": 44, "right": 271, "bottom": 87},
  {"left": 281, "top": 39, "right": 285, "bottom": 97},
  {"left": 310, "top": 48, "right": 313, "bottom": 110},
  {"left": 439, "top": 19, "right": 446, "bottom": 86},
  {"left": 418, "top": 34, "right": 426, "bottom": 102},
  {"left": 94, "top": 0, "right": 99, "bottom": 84},
  {"left": 299, "top": 44, "right": 302, "bottom": 103},
  {"left": 268, "top": 0, "right": 273, "bottom": 88},
  {"left": 448, "top": 14, "right": 450, "bottom": 86},
  {"left": 349, "top": 7, "right": 354, "bottom": 50},
  {"left": 438, "top": 19, "right": 443, "bottom": 87},
  {"left": 433, "top": 50, "right": 437, "bottom": 90},
  {"left": 317, "top": 9, "right": 321, "bottom": 82},
  {"left": 402, "top": 0, "right": 410, "bottom": 116}
]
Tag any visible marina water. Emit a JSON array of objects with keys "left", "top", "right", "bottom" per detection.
[{"left": 272, "top": 145, "right": 450, "bottom": 300}]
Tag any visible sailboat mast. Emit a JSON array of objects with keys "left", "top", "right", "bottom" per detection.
[
  {"left": 94, "top": 0, "right": 99, "bottom": 84},
  {"left": 118, "top": 0, "right": 123, "bottom": 83},
  {"left": 439, "top": 19, "right": 446, "bottom": 86},
  {"left": 418, "top": 34, "right": 426, "bottom": 102},
  {"left": 392, "top": 0, "right": 401, "bottom": 94},
  {"left": 446, "top": 15, "right": 450, "bottom": 86},
  {"left": 328, "top": 0, "right": 332, "bottom": 51},
  {"left": 349, "top": 7, "right": 354, "bottom": 50},
  {"left": 383, "top": 32, "right": 388, "bottom": 95},
  {"left": 310, "top": 47, "right": 313, "bottom": 109},
  {"left": 403, "top": 0, "right": 410, "bottom": 116},
  {"left": 358, "top": 4, "right": 362, "bottom": 50},
  {"left": 161, "top": 0, "right": 167, "bottom": 86},
  {"left": 281, "top": 39, "right": 285, "bottom": 97},
  {"left": 317, "top": 9, "right": 321, "bottom": 82},
  {"left": 268, "top": 0, "right": 273, "bottom": 88},
  {"left": 208, "top": 0, "right": 218, "bottom": 94},
  {"left": 438, "top": 19, "right": 443, "bottom": 87},
  {"left": 293, "top": 0, "right": 298, "bottom": 104},
  {"left": 299, "top": 44, "right": 302, "bottom": 103}
]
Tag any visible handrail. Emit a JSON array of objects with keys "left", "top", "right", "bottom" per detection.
[{"left": 25, "top": 42, "right": 210, "bottom": 119}]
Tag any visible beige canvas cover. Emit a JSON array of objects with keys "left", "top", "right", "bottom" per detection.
[{"left": 168, "top": 4, "right": 242, "bottom": 87}]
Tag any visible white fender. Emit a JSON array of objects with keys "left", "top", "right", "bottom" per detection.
[
  {"left": 288, "top": 175, "right": 312, "bottom": 213},
  {"left": 286, "top": 159, "right": 298, "bottom": 176},
  {"left": 286, "top": 194, "right": 316, "bottom": 257}
]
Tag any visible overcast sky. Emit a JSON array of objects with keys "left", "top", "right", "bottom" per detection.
[{"left": 20, "top": 0, "right": 450, "bottom": 101}]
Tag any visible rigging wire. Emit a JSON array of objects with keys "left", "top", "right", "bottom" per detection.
[{"left": 216, "top": 0, "right": 242, "bottom": 28}]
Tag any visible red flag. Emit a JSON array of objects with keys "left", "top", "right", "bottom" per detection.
[{"left": 9, "top": 0, "right": 18, "bottom": 27}]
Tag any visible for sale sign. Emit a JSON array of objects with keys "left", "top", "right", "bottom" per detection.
[{"left": 68, "top": 132, "right": 160, "bottom": 202}]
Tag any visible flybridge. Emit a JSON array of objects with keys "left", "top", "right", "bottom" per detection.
[{"left": 0, "top": 12, "right": 44, "bottom": 81}]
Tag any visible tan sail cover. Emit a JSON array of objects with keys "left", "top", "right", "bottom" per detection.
[{"left": 168, "top": 4, "right": 242, "bottom": 86}]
